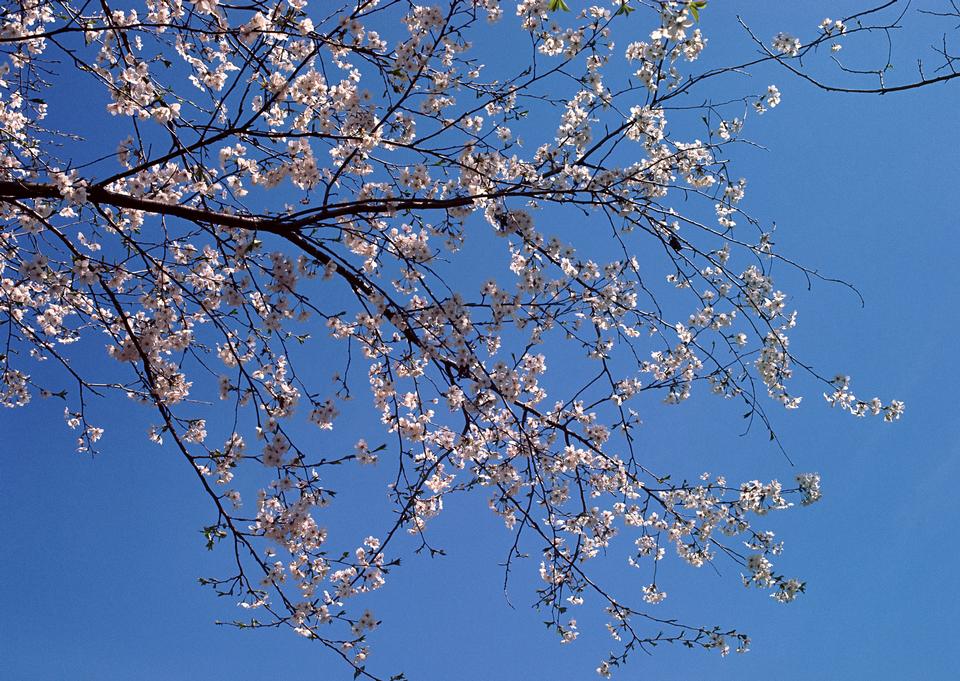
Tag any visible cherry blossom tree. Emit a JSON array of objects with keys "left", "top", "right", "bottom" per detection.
[{"left": 4, "top": 0, "right": 947, "bottom": 677}]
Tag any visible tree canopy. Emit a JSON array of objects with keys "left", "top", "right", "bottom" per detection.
[{"left": 3, "top": 0, "right": 951, "bottom": 678}]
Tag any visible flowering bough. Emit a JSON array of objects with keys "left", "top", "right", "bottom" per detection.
[{"left": 4, "top": 0, "right": 945, "bottom": 678}]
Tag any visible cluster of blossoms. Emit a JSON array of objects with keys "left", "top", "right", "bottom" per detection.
[
  {"left": 825, "top": 375, "right": 906, "bottom": 421},
  {"left": 0, "top": 1, "right": 907, "bottom": 678},
  {"left": 819, "top": 17, "right": 848, "bottom": 35},
  {"left": 772, "top": 32, "right": 802, "bottom": 57},
  {"left": 819, "top": 17, "right": 848, "bottom": 52}
]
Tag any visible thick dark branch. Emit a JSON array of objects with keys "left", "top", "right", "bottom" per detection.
[
  {"left": 782, "top": 60, "right": 960, "bottom": 94},
  {"left": 0, "top": 179, "right": 481, "bottom": 231}
]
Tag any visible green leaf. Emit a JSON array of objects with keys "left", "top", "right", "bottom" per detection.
[
  {"left": 200, "top": 524, "right": 227, "bottom": 550},
  {"left": 548, "top": 0, "right": 570, "bottom": 11},
  {"left": 689, "top": 1, "right": 707, "bottom": 21}
]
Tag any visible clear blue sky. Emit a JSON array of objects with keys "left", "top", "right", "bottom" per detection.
[{"left": 2, "top": 2, "right": 958, "bottom": 679}]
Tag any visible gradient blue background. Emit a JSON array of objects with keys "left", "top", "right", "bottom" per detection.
[{"left": 2, "top": 2, "right": 958, "bottom": 679}]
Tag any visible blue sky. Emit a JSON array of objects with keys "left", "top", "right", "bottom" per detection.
[{"left": 3, "top": 2, "right": 959, "bottom": 680}]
